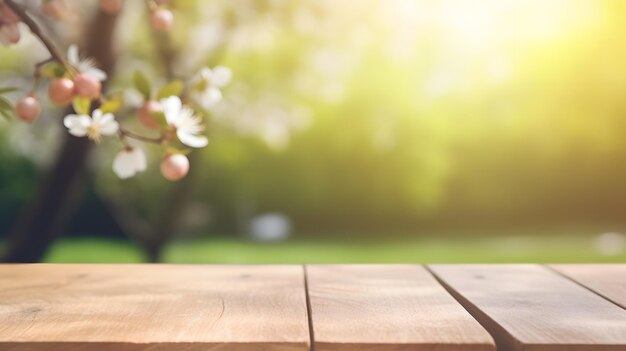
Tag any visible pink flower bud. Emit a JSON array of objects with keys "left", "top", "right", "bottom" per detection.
[
  {"left": 0, "top": 3, "right": 20, "bottom": 24},
  {"left": 160, "top": 153, "right": 189, "bottom": 181},
  {"left": 99, "top": 0, "right": 123, "bottom": 14},
  {"left": 0, "top": 23, "right": 20, "bottom": 45},
  {"left": 16, "top": 96, "right": 41, "bottom": 123},
  {"left": 48, "top": 78, "right": 75, "bottom": 106},
  {"left": 74, "top": 74, "right": 101, "bottom": 99},
  {"left": 150, "top": 8, "right": 173, "bottom": 32},
  {"left": 41, "top": 0, "right": 70, "bottom": 21},
  {"left": 138, "top": 100, "right": 162, "bottom": 129}
]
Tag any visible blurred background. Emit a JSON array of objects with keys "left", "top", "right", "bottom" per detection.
[{"left": 1, "top": 0, "right": 625, "bottom": 263}]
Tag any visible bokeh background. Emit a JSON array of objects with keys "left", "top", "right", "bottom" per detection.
[{"left": 1, "top": 0, "right": 626, "bottom": 263}]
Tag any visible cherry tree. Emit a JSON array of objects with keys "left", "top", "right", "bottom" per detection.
[
  {"left": 0, "top": 0, "right": 232, "bottom": 262},
  {"left": 1, "top": 0, "right": 230, "bottom": 181}
]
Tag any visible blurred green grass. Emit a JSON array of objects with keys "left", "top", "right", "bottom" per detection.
[{"left": 35, "top": 232, "right": 626, "bottom": 263}]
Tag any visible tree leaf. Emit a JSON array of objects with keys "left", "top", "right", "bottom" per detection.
[
  {"left": 0, "top": 96, "right": 13, "bottom": 111},
  {"left": 0, "top": 87, "right": 18, "bottom": 95},
  {"left": 157, "top": 80, "right": 184, "bottom": 100},
  {"left": 100, "top": 92, "right": 124, "bottom": 114},
  {"left": 133, "top": 71, "right": 151, "bottom": 100},
  {"left": 100, "top": 99, "right": 121, "bottom": 114},
  {"left": 151, "top": 111, "right": 168, "bottom": 126},
  {"left": 0, "top": 109, "right": 13, "bottom": 120},
  {"left": 40, "top": 62, "right": 66, "bottom": 78},
  {"left": 0, "top": 96, "right": 15, "bottom": 119},
  {"left": 192, "top": 78, "right": 208, "bottom": 92},
  {"left": 72, "top": 97, "right": 91, "bottom": 115}
]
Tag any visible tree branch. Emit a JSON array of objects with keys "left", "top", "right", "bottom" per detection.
[
  {"left": 3, "top": 0, "right": 72, "bottom": 72},
  {"left": 5, "top": 0, "right": 171, "bottom": 147},
  {"left": 119, "top": 127, "right": 168, "bottom": 144}
]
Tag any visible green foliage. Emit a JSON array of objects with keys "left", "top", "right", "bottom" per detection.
[
  {"left": 72, "top": 97, "right": 92, "bottom": 115},
  {"left": 157, "top": 80, "right": 184, "bottom": 99},
  {"left": 0, "top": 96, "right": 14, "bottom": 120},
  {"left": 151, "top": 111, "right": 168, "bottom": 126},
  {"left": 0, "top": 87, "right": 18, "bottom": 95},
  {"left": 133, "top": 70, "right": 152, "bottom": 100},
  {"left": 0, "top": 88, "right": 17, "bottom": 119},
  {"left": 39, "top": 62, "right": 66, "bottom": 78},
  {"left": 4, "top": 0, "right": 626, "bottom": 236},
  {"left": 100, "top": 92, "right": 124, "bottom": 114}
]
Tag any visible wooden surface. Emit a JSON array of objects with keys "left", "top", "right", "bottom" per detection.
[
  {"left": 429, "top": 264, "right": 626, "bottom": 351},
  {"left": 2, "top": 264, "right": 626, "bottom": 351},
  {"left": 0, "top": 264, "right": 310, "bottom": 351},
  {"left": 305, "top": 264, "right": 495, "bottom": 351},
  {"left": 549, "top": 264, "right": 626, "bottom": 309}
]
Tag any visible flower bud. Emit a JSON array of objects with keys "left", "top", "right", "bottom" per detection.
[
  {"left": 41, "top": 0, "right": 70, "bottom": 21},
  {"left": 74, "top": 74, "right": 101, "bottom": 99},
  {"left": 0, "top": 3, "right": 20, "bottom": 24},
  {"left": 48, "top": 78, "right": 75, "bottom": 106},
  {"left": 137, "top": 100, "right": 162, "bottom": 129},
  {"left": 16, "top": 96, "right": 41, "bottom": 123},
  {"left": 100, "top": 0, "right": 123, "bottom": 14},
  {"left": 150, "top": 8, "right": 173, "bottom": 32},
  {"left": 160, "top": 153, "right": 189, "bottom": 181},
  {"left": 0, "top": 23, "right": 20, "bottom": 45}
]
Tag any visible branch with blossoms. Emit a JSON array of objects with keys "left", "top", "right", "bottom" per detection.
[{"left": 0, "top": 0, "right": 231, "bottom": 181}]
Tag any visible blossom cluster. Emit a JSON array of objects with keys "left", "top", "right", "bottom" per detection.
[
  {"left": 0, "top": 0, "right": 231, "bottom": 181},
  {"left": 2, "top": 0, "right": 175, "bottom": 42}
]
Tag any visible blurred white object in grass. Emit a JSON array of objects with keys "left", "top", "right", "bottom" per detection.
[
  {"left": 249, "top": 213, "right": 290, "bottom": 242},
  {"left": 594, "top": 232, "right": 626, "bottom": 256}
]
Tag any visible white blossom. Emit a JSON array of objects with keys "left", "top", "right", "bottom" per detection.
[
  {"left": 161, "top": 96, "right": 208, "bottom": 148},
  {"left": 63, "top": 109, "right": 119, "bottom": 142},
  {"left": 67, "top": 44, "right": 107, "bottom": 81},
  {"left": 113, "top": 147, "right": 147, "bottom": 179},
  {"left": 191, "top": 65, "right": 231, "bottom": 110}
]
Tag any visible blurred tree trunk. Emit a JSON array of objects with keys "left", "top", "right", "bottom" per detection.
[
  {"left": 104, "top": 21, "right": 224, "bottom": 263},
  {"left": 145, "top": 153, "right": 198, "bottom": 263},
  {"left": 105, "top": 36, "right": 196, "bottom": 263},
  {"left": 2, "top": 11, "right": 119, "bottom": 263},
  {"left": 126, "top": 18, "right": 234, "bottom": 262},
  {"left": 107, "top": 158, "right": 197, "bottom": 263}
]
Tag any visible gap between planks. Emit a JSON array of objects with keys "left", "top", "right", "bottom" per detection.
[
  {"left": 545, "top": 264, "right": 626, "bottom": 310},
  {"left": 305, "top": 264, "right": 495, "bottom": 351},
  {"left": 424, "top": 264, "right": 522, "bottom": 351},
  {"left": 302, "top": 265, "right": 316, "bottom": 351},
  {"left": 427, "top": 264, "right": 626, "bottom": 351}
]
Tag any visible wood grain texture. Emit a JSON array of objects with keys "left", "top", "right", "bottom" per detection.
[
  {"left": 305, "top": 264, "right": 495, "bottom": 351},
  {"left": 549, "top": 264, "right": 626, "bottom": 309},
  {"left": 429, "top": 264, "right": 626, "bottom": 351},
  {"left": 0, "top": 264, "right": 310, "bottom": 351}
]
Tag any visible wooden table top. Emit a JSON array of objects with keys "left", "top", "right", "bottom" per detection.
[{"left": 0, "top": 264, "right": 624, "bottom": 351}]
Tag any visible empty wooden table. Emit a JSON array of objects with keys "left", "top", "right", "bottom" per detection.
[{"left": 0, "top": 264, "right": 624, "bottom": 351}]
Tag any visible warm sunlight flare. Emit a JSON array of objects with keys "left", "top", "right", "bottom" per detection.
[{"left": 1, "top": 0, "right": 625, "bottom": 264}]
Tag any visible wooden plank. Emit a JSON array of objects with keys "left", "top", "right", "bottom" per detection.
[
  {"left": 549, "top": 264, "right": 626, "bottom": 309},
  {"left": 0, "top": 264, "right": 310, "bottom": 351},
  {"left": 305, "top": 264, "right": 495, "bottom": 351},
  {"left": 429, "top": 264, "right": 626, "bottom": 351}
]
